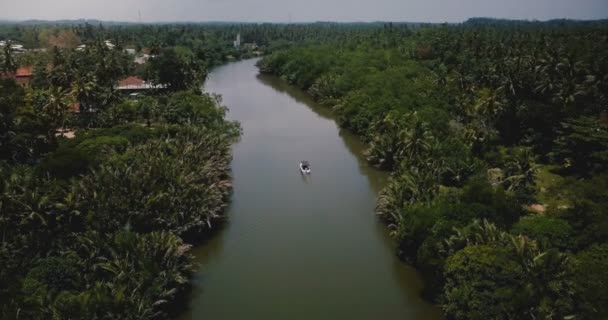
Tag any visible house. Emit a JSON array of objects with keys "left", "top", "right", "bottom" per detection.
[
  {"left": 243, "top": 42, "right": 258, "bottom": 50},
  {"left": 115, "top": 76, "right": 164, "bottom": 93},
  {"left": 14, "top": 66, "right": 33, "bottom": 86},
  {"left": 0, "top": 41, "right": 26, "bottom": 53},
  {"left": 76, "top": 40, "right": 116, "bottom": 51},
  {"left": 134, "top": 54, "right": 152, "bottom": 65},
  {"left": 1, "top": 66, "right": 34, "bottom": 86},
  {"left": 11, "top": 44, "right": 25, "bottom": 53}
]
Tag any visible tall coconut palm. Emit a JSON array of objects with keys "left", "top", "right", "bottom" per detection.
[
  {"left": 43, "top": 86, "right": 74, "bottom": 138},
  {"left": 396, "top": 117, "right": 432, "bottom": 165},
  {"left": 1, "top": 41, "right": 17, "bottom": 74}
]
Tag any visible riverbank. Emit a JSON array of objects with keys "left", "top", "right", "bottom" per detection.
[{"left": 0, "top": 88, "right": 240, "bottom": 319}]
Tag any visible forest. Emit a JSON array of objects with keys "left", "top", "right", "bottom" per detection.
[
  {"left": 1, "top": 24, "right": 241, "bottom": 319},
  {"left": 257, "top": 19, "right": 608, "bottom": 320},
  {"left": 1, "top": 19, "right": 607, "bottom": 319}
]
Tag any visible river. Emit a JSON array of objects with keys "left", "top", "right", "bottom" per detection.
[{"left": 179, "top": 59, "right": 440, "bottom": 319}]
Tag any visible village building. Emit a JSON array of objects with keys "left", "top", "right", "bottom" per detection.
[
  {"left": 76, "top": 40, "right": 116, "bottom": 51},
  {"left": 14, "top": 66, "right": 33, "bottom": 86},
  {"left": 1, "top": 66, "right": 33, "bottom": 86},
  {"left": 134, "top": 54, "right": 152, "bottom": 64},
  {"left": 115, "top": 76, "right": 164, "bottom": 93},
  {"left": 0, "top": 40, "right": 26, "bottom": 53}
]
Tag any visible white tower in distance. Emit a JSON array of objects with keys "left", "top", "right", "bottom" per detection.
[{"left": 234, "top": 33, "right": 241, "bottom": 49}]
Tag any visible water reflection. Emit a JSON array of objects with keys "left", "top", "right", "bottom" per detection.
[
  {"left": 257, "top": 74, "right": 334, "bottom": 121},
  {"left": 257, "top": 72, "right": 387, "bottom": 192},
  {"left": 256, "top": 70, "right": 434, "bottom": 312}
]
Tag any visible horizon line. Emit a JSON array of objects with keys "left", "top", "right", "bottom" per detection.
[{"left": 1, "top": 17, "right": 607, "bottom": 25}]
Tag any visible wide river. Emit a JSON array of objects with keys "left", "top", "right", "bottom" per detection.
[{"left": 180, "top": 59, "right": 440, "bottom": 319}]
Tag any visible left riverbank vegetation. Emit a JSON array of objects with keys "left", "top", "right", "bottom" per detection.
[
  {"left": 258, "top": 19, "right": 608, "bottom": 320},
  {"left": 1, "top": 23, "right": 241, "bottom": 319}
]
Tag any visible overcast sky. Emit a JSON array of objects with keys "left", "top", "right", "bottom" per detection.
[{"left": 1, "top": 0, "right": 607, "bottom": 22}]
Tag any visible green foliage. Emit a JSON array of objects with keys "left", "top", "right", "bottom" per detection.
[
  {"left": 39, "top": 127, "right": 143, "bottom": 178},
  {"left": 23, "top": 257, "right": 81, "bottom": 295},
  {"left": 553, "top": 116, "right": 608, "bottom": 175},
  {"left": 73, "top": 124, "right": 160, "bottom": 146},
  {"left": 15, "top": 231, "right": 194, "bottom": 320},
  {"left": 147, "top": 46, "right": 207, "bottom": 91},
  {"left": 2, "top": 125, "right": 236, "bottom": 319},
  {"left": 556, "top": 174, "right": 608, "bottom": 250},
  {"left": 459, "top": 178, "right": 522, "bottom": 226},
  {"left": 1, "top": 89, "right": 238, "bottom": 318},
  {"left": 38, "top": 144, "right": 90, "bottom": 178},
  {"left": 571, "top": 244, "right": 608, "bottom": 319},
  {"left": 2, "top": 20, "right": 608, "bottom": 320},
  {"left": 443, "top": 245, "right": 525, "bottom": 320},
  {"left": 259, "top": 20, "right": 608, "bottom": 319},
  {"left": 512, "top": 215, "right": 574, "bottom": 250},
  {"left": 74, "top": 127, "right": 234, "bottom": 238},
  {"left": 102, "top": 100, "right": 140, "bottom": 125},
  {"left": 1, "top": 41, "right": 17, "bottom": 74},
  {"left": 484, "top": 146, "right": 537, "bottom": 201},
  {"left": 0, "top": 79, "right": 25, "bottom": 160},
  {"left": 161, "top": 91, "right": 227, "bottom": 127}
]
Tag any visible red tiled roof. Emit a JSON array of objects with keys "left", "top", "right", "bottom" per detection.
[
  {"left": 15, "top": 66, "right": 33, "bottom": 77},
  {"left": 118, "top": 76, "right": 146, "bottom": 87}
]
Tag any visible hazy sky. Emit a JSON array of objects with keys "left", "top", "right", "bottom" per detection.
[{"left": 1, "top": 0, "right": 607, "bottom": 22}]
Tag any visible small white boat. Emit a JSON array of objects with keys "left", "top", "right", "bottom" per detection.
[{"left": 300, "top": 161, "right": 311, "bottom": 174}]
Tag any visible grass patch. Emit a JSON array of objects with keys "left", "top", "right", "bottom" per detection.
[{"left": 535, "top": 165, "right": 571, "bottom": 211}]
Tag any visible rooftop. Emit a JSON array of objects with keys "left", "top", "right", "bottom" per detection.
[
  {"left": 15, "top": 66, "right": 33, "bottom": 77},
  {"left": 116, "top": 76, "right": 165, "bottom": 90}
]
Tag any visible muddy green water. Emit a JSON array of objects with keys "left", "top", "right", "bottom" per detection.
[{"left": 179, "top": 59, "right": 440, "bottom": 319}]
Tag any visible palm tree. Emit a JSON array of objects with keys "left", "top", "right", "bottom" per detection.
[
  {"left": 503, "top": 147, "right": 537, "bottom": 193},
  {"left": 70, "top": 72, "right": 97, "bottom": 113},
  {"left": 43, "top": 86, "right": 74, "bottom": 138},
  {"left": 1, "top": 41, "right": 17, "bottom": 74},
  {"left": 396, "top": 117, "right": 432, "bottom": 165}
]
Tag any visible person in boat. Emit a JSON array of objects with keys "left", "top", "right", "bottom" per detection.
[{"left": 301, "top": 161, "right": 310, "bottom": 170}]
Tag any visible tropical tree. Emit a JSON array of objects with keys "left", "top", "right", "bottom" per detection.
[
  {"left": 1, "top": 41, "right": 17, "bottom": 74},
  {"left": 147, "top": 47, "right": 207, "bottom": 92},
  {"left": 42, "top": 86, "right": 74, "bottom": 137}
]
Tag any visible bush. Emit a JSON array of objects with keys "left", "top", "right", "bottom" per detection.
[
  {"left": 73, "top": 127, "right": 233, "bottom": 239},
  {"left": 571, "top": 244, "right": 608, "bottom": 319},
  {"left": 459, "top": 177, "right": 522, "bottom": 227},
  {"left": 443, "top": 245, "right": 525, "bottom": 320},
  {"left": 161, "top": 91, "right": 226, "bottom": 127},
  {"left": 511, "top": 215, "right": 574, "bottom": 250},
  {"left": 38, "top": 145, "right": 90, "bottom": 178},
  {"left": 22, "top": 257, "right": 80, "bottom": 295}
]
